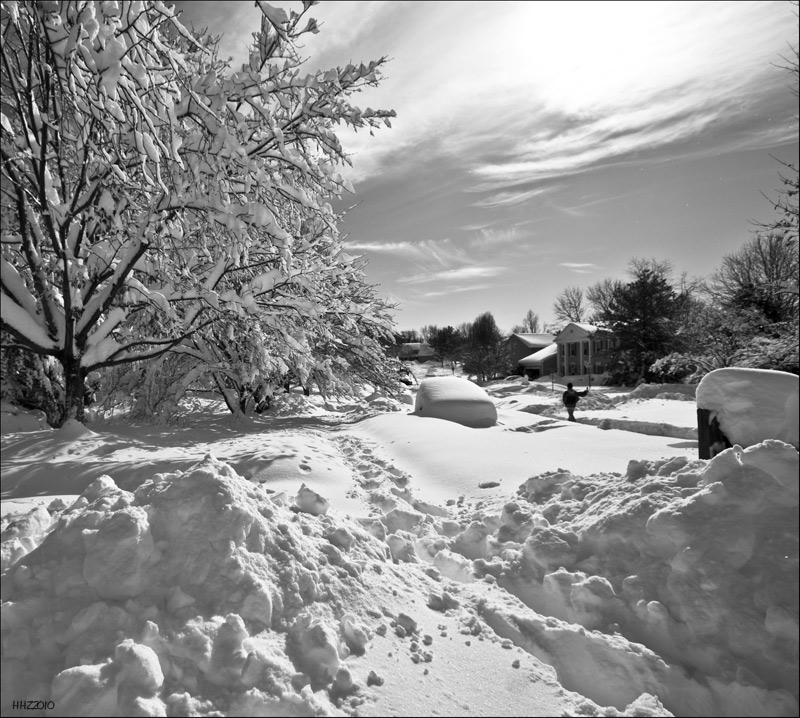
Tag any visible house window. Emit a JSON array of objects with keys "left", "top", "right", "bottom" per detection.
[{"left": 570, "top": 344, "right": 576, "bottom": 356}]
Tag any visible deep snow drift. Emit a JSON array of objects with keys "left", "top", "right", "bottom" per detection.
[{"left": 1, "top": 366, "right": 798, "bottom": 717}]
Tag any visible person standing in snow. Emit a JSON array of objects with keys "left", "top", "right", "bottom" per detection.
[{"left": 562, "top": 382, "right": 588, "bottom": 422}]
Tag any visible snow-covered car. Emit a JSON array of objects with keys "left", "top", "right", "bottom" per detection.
[{"left": 413, "top": 376, "right": 497, "bottom": 428}]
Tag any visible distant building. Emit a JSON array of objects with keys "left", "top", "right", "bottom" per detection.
[
  {"left": 554, "top": 322, "right": 618, "bottom": 377},
  {"left": 518, "top": 343, "right": 558, "bottom": 378},
  {"left": 398, "top": 342, "right": 436, "bottom": 362},
  {"left": 507, "top": 333, "right": 555, "bottom": 367}
]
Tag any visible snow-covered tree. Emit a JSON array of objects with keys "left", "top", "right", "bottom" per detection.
[
  {"left": 598, "top": 260, "right": 693, "bottom": 380},
  {"left": 1, "top": 0, "right": 397, "bottom": 425}
]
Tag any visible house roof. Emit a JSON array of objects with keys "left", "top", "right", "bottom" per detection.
[
  {"left": 554, "top": 322, "right": 610, "bottom": 341},
  {"left": 518, "top": 343, "right": 558, "bottom": 366},
  {"left": 510, "top": 333, "right": 555, "bottom": 348},
  {"left": 570, "top": 323, "right": 600, "bottom": 333},
  {"left": 398, "top": 342, "right": 435, "bottom": 357}
]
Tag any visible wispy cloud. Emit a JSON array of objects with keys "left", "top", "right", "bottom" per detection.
[
  {"left": 468, "top": 226, "right": 527, "bottom": 249},
  {"left": 470, "top": 185, "right": 558, "bottom": 209},
  {"left": 398, "top": 266, "right": 505, "bottom": 285},
  {"left": 345, "top": 238, "right": 468, "bottom": 269},
  {"left": 422, "top": 283, "right": 494, "bottom": 299},
  {"left": 560, "top": 263, "right": 602, "bottom": 275},
  {"left": 308, "top": 2, "right": 797, "bottom": 193},
  {"left": 176, "top": 2, "right": 796, "bottom": 194}
]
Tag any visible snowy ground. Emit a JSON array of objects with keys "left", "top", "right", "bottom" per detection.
[{"left": 1, "top": 362, "right": 797, "bottom": 717}]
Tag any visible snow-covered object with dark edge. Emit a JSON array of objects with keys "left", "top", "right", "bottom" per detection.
[
  {"left": 696, "top": 368, "right": 799, "bottom": 448},
  {"left": 414, "top": 377, "right": 498, "bottom": 428}
]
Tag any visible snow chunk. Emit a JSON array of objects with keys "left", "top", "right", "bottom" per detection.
[
  {"left": 285, "top": 612, "right": 340, "bottom": 688},
  {"left": 414, "top": 377, "right": 498, "bottom": 428},
  {"left": 294, "top": 483, "right": 330, "bottom": 515},
  {"left": 83, "top": 506, "right": 156, "bottom": 600},
  {"left": 696, "top": 368, "right": 799, "bottom": 448},
  {"left": 50, "top": 639, "right": 165, "bottom": 717},
  {"left": 1, "top": 504, "right": 53, "bottom": 571},
  {"left": 340, "top": 613, "right": 370, "bottom": 655}
]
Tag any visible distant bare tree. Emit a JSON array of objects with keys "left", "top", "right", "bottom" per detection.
[
  {"left": 394, "top": 330, "right": 420, "bottom": 344},
  {"left": 754, "top": 20, "right": 798, "bottom": 245},
  {"left": 419, "top": 325, "right": 438, "bottom": 343},
  {"left": 511, "top": 309, "right": 541, "bottom": 334},
  {"left": 586, "top": 278, "right": 623, "bottom": 322},
  {"left": 552, "top": 287, "right": 586, "bottom": 323},
  {"left": 705, "top": 234, "right": 799, "bottom": 325}
]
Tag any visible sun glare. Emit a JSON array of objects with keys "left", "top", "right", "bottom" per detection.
[{"left": 496, "top": 1, "right": 777, "bottom": 115}]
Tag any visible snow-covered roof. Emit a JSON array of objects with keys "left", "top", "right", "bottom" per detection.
[
  {"left": 398, "top": 342, "right": 435, "bottom": 356},
  {"left": 518, "top": 343, "right": 558, "bottom": 366},
  {"left": 510, "top": 333, "right": 555, "bottom": 348},
  {"left": 554, "top": 322, "right": 608, "bottom": 341}
]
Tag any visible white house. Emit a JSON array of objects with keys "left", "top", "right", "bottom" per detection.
[{"left": 554, "top": 322, "right": 618, "bottom": 377}]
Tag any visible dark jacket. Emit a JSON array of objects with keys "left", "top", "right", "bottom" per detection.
[{"left": 562, "top": 388, "right": 588, "bottom": 407}]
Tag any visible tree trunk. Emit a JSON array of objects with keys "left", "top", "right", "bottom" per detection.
[
  {"left": 61, "top": 355, "right": 86, "bottom": 426},
  {"left": 212, "top": 372, "right": 240, "bottom": 415}
]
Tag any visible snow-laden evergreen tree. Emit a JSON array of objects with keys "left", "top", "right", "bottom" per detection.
[
  {"left": 1, "top": 0, "right": 399, "bottom": 425},
  {"left": 598, "top": 259, "right": 693, "bottom": 382},
  {"left": 462, "top": 311, "right": 508, "bottom": 383}
]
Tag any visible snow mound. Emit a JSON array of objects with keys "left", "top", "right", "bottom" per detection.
[
  {"left": 0, "top": 454, "right": 398, "bottom": 716},
  {"left": 623, "top": 383, "right": 697, "bottom": 401},
  {"left": 1, "top": 402, "right": 49, "bottom": 434},
  {"left": 56, "top": 418, "right": 98, "bottom": 441},
  {"left": 268, "top": 392, "right": 325, "bottom": 417},
  {"left": 696, "top": 368, "right": 799, "bottom": 448},
  {"left": 462, "top": 440, "right": 798, "bottom": 716},
  {"left": 414, "top": 377, "right": 498, "bottom": 428}
]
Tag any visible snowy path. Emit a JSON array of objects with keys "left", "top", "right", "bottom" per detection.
[{"left": 347, "top": 411, "right": 695, "bottom": 508}]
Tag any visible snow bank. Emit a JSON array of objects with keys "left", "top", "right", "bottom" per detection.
[
  {"left": 696, "top": 368, "right": 799, "bottom": 448},
  {"left": 623, "top": 383, "right": 697, "bottom": 401},
  {"left": 3, "top": 453, "right": 651, "bottom": 718},
  {"left": 1, "top": 402, "right": 49, "bottom": 433},
  {"left": 460, "top": 440, "right": 798, "bottom": 716},
  {"left": 414, "top": 377, "right": 498, "bottom": 428},
  {"left": 0, "top": 455, "right": 393, "bottom": 715},
  {"left": 3, "top": 379, "right": 798, "bottom": 717},
  {"left": 267, "top": 392, "right": 326, "bottom": 417}
]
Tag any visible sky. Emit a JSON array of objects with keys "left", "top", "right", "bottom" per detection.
[{"left": 170, "top": 1, "right": 799, "bottom": 334}]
